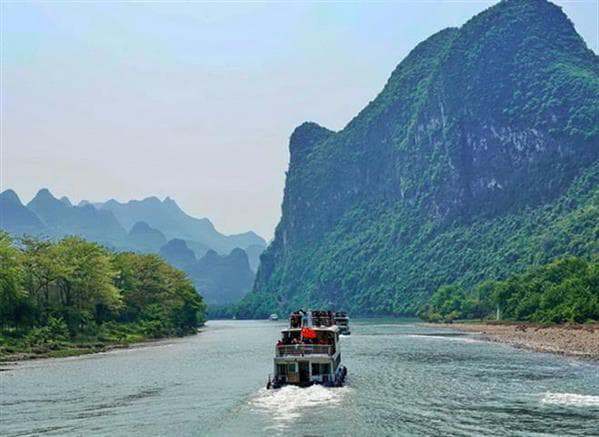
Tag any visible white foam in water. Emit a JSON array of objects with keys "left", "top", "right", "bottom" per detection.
[
  {"left": 250, "top": 385, "right": 350, "bottom": 428},
  {"left": 405, "top": 334, "right": 483, "bottom": 344},
  {"left": 541, "top": 392, "right": 599, "bottom": 407}
]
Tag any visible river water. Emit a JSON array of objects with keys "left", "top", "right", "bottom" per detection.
[{"left": 1, "top": 319, "right": 598, "bottom": 436}]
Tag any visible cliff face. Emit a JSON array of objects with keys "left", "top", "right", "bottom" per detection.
[{"left": 241, "top": 0, "right": 599, "bottom": 317}]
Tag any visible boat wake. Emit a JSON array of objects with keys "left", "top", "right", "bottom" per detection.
[
  {"left": 250, "top": 385, "right": 350, "bottom": 428},
  {"left": 541, "top": 392, "right": 599, "bottom": 407}
]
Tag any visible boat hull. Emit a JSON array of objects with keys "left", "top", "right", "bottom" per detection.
[{"left": 267, "top": 366, "right": 347, "bottom": 390}]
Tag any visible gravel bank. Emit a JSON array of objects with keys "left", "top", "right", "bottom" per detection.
[{"left": 429, "top": 323, "right": 599, "bottom": 359}]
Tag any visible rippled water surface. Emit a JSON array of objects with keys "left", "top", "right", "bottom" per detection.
[{"left": 2, "top": 320, "right": 599, "bottom": 436}]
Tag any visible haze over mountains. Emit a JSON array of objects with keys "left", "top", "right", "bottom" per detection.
[
  {"left": 239, "top": 0, "right": 599, "bottom": 317},
  {"left": 96, "top": 196, "right": 264, "bottom": 254},
  {"left": 0, "top": 188, "right": 265, "bottom": 305}
]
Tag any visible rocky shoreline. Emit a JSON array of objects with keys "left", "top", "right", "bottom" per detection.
[{"left": 428, "top": 322, "right": 599, "bottom": 360}]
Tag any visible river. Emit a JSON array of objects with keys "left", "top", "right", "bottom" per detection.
[{"left": 2, "top": 319, "right": 598, "bottom": 436}]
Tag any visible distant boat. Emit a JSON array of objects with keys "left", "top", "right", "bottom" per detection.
[
  {"left": 268, "top": 314, "right": 279, "bottom": 321},
  {"left": 334, "top": 311, "right": 351, "bottom": 335}
]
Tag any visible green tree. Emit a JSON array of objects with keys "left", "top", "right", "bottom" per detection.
[
  {"left": 1, "top": 235, "right": 206, "bottom": 357},
  {"left": 53, "top": 237, "right": 121, "bottom": 333},
  {"left": 421, "top": 256, "right": 599, "bottom": 324},
  {"left": 0, "top": 233, "right": 26, "bottom": 329}
]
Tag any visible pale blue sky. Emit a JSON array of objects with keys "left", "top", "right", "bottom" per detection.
[{"left": 2, "top": 0, "right": 597, "bottom": 238}]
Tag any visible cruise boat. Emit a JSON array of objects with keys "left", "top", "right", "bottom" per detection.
[
  {"left": 267, "top": 310, "right": 347, "bottom": 389},
  {"left": 268, "top": 313, "right": 279, "bottom": 321},
  {"left": 334, "top": 311, "right": 351, "bottom": 335}
]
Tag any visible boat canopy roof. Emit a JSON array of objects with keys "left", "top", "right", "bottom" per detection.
[{"left": 288, "top": 309, "right": 339, "bottom": 329}]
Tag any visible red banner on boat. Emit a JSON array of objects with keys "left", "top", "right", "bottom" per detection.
[{"left": 301, "top": 327, "right": 317, "bottom": 339}]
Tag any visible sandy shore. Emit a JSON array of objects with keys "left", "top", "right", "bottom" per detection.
[{"left": 427, "top": 322, "right": 599, "bottom": 360}]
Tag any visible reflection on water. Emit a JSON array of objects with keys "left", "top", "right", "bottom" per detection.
[{"left": 1, "top": 319, "right": 598, "bottom": 436}]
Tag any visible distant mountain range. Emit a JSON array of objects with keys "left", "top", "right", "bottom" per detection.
[
  {"left": 0, "top": 188, "right": 265, "bottom": 305},
  {"left": 159, "top": 241, "right": 254, "bottom": 305},
  {"left": 95, "top": 196, "right": 264, "bottom": 254}
]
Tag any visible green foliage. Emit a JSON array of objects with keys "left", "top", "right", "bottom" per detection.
[
  {"left": 24, "top": 317, "right": 69, "bottom": 346},
  {"left": 241, "top": 0, "right": 598, "bottom": 319},
  {"left": 420, "top": 256, "right": 599, "bottom": 323},
  {"left": 0, "top": 233, "right": 26, "bottom": 328},
  {"left": 243, "top": 162, "right": 598, "bottom": 319},
  {"left": 0, "top": 233, "right": 206, "bottom": 356}
]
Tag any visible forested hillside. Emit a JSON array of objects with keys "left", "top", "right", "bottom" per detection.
[
  {"left": 240, "top": 0, "right": 599, "bottom": 318},
  {"left": 419, "top": 256, "right": 599, "bottom": 323}
]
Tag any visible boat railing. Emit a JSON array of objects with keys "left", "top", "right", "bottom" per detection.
[{"left": 276, "top": 344, "right": 332, "bottom": 356}]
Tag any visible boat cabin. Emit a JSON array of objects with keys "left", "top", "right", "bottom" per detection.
[{"left": 269, "top": 310, "right": 346, "bottom": 388}]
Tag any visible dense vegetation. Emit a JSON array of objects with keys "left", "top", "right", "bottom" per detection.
[
  {"left": 419, "top": 256, "right": 599, "bottom": 324},
  {"left": 0, "top": 232, "right": 206, "bottom": 359},
  {"left": 241, "top": 0, "right": 598, "bottom": 318}
]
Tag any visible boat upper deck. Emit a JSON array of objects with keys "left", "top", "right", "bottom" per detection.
[
  {"left": 276, "top": 310, "right": 340, "bottom": 358},
  {"left": 288, "top": 310, "right": 337, "bottom": 329}
]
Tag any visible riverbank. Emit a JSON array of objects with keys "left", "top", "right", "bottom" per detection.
[
  {"left": 427, "top": 322, "right": 599, "bottom": 359},
  {"left": 0, "top": 328, "right": 203, "bottom": 364}
]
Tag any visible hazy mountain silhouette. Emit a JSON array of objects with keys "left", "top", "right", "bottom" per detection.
[
  {"left": 0, "top": 188, "right": 264, "bottom": 306},
  {"left": 98, "top": 196, "right": 265, "bottom": 254},
  {"left": 0, "top": 189, "right": 45, "bottom": 236},
  {"left": 191, "top": 248, "right": 255, "bottom": 305},
  {"left": 159, "top": 238, "right": 197, "bottom": 270},
  {"left": 26, "top": 188, "right": 127, "bottom": 246},
  {"left": 127, "top": 221, "right": 167, "bottom": 253},
  {"left": 159, "top": 240, "right": 254, "bottom": 305}
]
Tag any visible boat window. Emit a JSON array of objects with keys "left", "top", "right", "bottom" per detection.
[
  {"left": 277, "top": 364, "right": 287, "bottom": 375},
  {"left": 311, "top": 363, "right": 331, "bottom": 375},
  {"left": 287, "top": 363, "right": 296, "bottom": 373}
]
